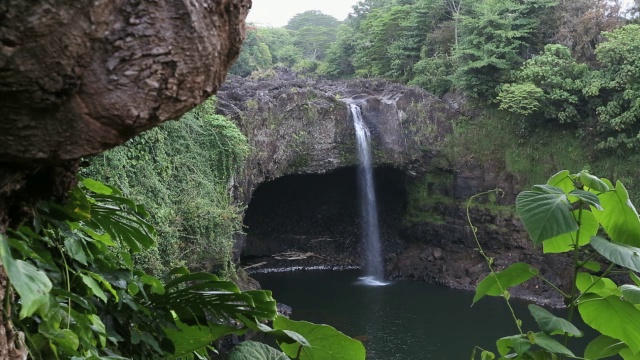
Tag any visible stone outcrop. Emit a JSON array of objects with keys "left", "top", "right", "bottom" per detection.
[
  {"left": 220, "top": 72, "right": 569, "bottom": 306},
  {"left": 217, "top": 73, "right": 455, "bottom": 204},
  {"left": 0, "top": 3, "right": 251, "bottom": 355},
  {"left": 0, "top": 0, "right": 251, "bottom": 230}
]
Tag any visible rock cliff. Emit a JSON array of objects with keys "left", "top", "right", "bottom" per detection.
[{"left": 217, "top": 72, "right": 569, "bottom": 306}]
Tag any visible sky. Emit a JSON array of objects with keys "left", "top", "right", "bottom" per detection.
[
  {"left": 246, "top": 0, "right": 637, "bottom": 28},
  {"left": 246, "top": 0, "right": 359, "bottom": 27}
]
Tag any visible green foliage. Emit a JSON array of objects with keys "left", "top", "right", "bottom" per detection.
[
  {"left": 273, "top": 317, "right": 367, "bottom": 360},
  {"left": 229, "top": 341, "right": 291, "bottom": 360},
  {"left": 285, "top": 10, "right": 341, "bottom": 31},
  {"left": 258, "top": 28, "right": 304, "bottom": 67},
  {"left": 528, "top": 305, "right": 581, "bottom": 337},
  {"left": 403, "top": 172, "right": 453, "bottom": 226},
  {"left": 85, "top": 98, "right": 248, "bottom": 274},
  {"left": 498, "top": 44, "right": 594, "bottom": 128},
  {"left": 230, "top": 29, "right": 274, "bottom": 77},
  {"left": 497, "top": 83, "right": 544, "bottom": 116},
  {"left": 317, "top": 25, "right": 357, "bottom": 78},
  {"left": 293, "top": 26, "right": 337, "bottom": 61},
  {"left": 409, "top": 54, "right": 454, "bottom": 97},
  {"left": 592, "top": 24, "right": 640, "bottom": 150},
  {"left": 2, "top": 179, "right": 274, "bottom": 359},
  {"left": 584, "top": 335, "right": 628, "bottom": 360},
  {"left": 2, "top": 179, "right": 364, "bottom": 359},
  {"left": 0, "top": 238, "right": 51, "bottom": 319},
  {"left": 472, "top": 262, "right": 538, "bottom": 304},
  {"left": 452, "top": 0, "right": 556, "bottom": 100},
  {"left": 348, "top": 0, "right": 445, "bottom": 82},
  {"left": 472, "top": 171, "right": 640, "bottom": 359}
]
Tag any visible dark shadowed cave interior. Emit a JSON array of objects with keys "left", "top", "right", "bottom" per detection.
[{"left": 241, "top": 166, "right": 408, "bottom": 266}]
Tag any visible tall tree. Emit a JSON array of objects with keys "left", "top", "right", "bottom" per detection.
[
  {"left": 285, "top": 10, "right": 341, "bottom": 31},
  {"left": 293, "top": 26, "right": 338, "bottom": 61},
  {"left": 452, "top": 0, "right": 555, "bottom": 99},
  {"left": 350, "top": 0, "right": 444, "bottom": 81},
  {"left": 497, "top": 44, "right": 592, "bottom": 123},
  {"left": 259, "top": 28, "right": 304, "bottom": 66},
  {"left": 592, "top": 24, "right": 640, "bottom": 150},
  {"left": 553, "top": 0, "right": 624, "bottom": 65},
  {"left": 319, "top": 25, "right": 357, "bottom": 78},
  {"left": 229, "top": 28, "right": 274, "bottom": 76}
]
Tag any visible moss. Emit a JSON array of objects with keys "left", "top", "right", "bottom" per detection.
[
  {"left": 338, "top": 145, "right": 358, "bottom": 166},
  {"left": 403, "top": 170, "right": 455, "bottom": 226},
  {"left": 470, "top": 202, "right": 516, "bottom": 217},
  {"left": 245, "top": 99, "right": 259, "bottom": 111},
  {"left": 288, "top": 152, "right": 311, "bottom": 172}
]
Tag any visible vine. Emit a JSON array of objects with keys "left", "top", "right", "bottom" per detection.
[
  {"left": 84, "top": 97, "right": 249, "bottom": 275},
  {"left": 472, "top": 170, "right": 640, "bottom": 359}
]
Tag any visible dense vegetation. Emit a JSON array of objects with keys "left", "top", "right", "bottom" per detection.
[
  {"left": 84, "top": 99, "right": 248, "bottom": 275},
  {"left": 471, "top": 171, "right": 640, "bottom": 359},
  {"left": 0, "top": 177, "right": 364, "bottom": 359},
  {"left": 1, "top": 97, "right": 366, "bottom": 360},
  {"left": 234, "top": 0, "right": 640, "bottom": 196},
  {"left": 5, "top": 0, "right": 640, "bottom": 358}
]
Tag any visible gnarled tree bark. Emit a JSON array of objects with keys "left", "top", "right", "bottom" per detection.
[{"left": 0, "top": 0, "right": 251, "bottom": 356}]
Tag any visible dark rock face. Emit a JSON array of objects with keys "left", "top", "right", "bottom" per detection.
[
  {"left": 216, "top": 74, "right": 455, "bottom": 204},
  {"left": 0, "top": 0, "right": 251, "bottom": 230},
  {"left": 219, "top": 72, "right": 569, "bottom": 305},
  {"left": 394, "top": 205, "right": 570, "bottom": 307},
  {"left": 0, "top": 0, "right": 251, "bottom": 163},
  {"left": 242, "top": 167, "right": 407, "bottom": 270}
]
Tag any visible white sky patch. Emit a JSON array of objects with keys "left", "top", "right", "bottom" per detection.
[
  {"left": 246, "top": 0, "right": 359, "bottom": 27},
  {"left": 246, "top": 0, "right": 636, "bottom": 28}
]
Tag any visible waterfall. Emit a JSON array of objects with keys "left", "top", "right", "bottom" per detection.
[{"left": 350, "top": 104, "right": 388, "bottom": 286}]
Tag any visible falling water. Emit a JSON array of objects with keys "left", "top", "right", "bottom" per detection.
[{"left": 350, "top": 104, "right": 388, "bottom": 286}]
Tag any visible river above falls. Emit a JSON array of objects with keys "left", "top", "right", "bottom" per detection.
[{"left": 253, "top": 270, "right": 592, "bottom": 359}]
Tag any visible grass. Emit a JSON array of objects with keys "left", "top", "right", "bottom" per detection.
[
  {"left": 443, "top": 109, "right": 640, "bottom": 202},
  {"left": 403, "top": 171, "right": 454, "bottom": 226}
]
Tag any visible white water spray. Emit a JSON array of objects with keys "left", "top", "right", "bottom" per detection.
[{"left": 350, "top": 104, "right": 389, "bottom": 286}]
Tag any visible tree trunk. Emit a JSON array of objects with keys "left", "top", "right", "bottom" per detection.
[
  {"left": 0, "top": 268, "right": 26, "bottom": 360},
  {"left": 0, "top": 0, "right": 251, "bottom": 355}
]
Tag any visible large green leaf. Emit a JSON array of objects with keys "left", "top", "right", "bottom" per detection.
[
  {"left": 620, "top": 348, "right": 637, "bottom": 359},
  {"left": 274, "top": 316, "right": 366, "bottom": 360},
  {"left": 578, "top": 294, "right": 640, "bottom": 354},
  {"left": 496, "top": 335, "right": 531, "bottom": 357},
  {"left": 253, "top": 321, "right": 310, "bottom": 347},
  {"left": 568, "top": 189, "right": 602, "bottom": 210},
  {"left": 80, "top": 273, "right": 107, "bottom": 303},
  {"left": 473, "top": 263, "right": 538, "bottom": 304},
  {"left": 481, "top": 350, "right": 495, "bottom": 360},
  {"left": 151, "top": 273, "right": 277, "bottom": 324},
  {"left": 528, "top": 304, "right": 581, "bottom": 337},
  {"left": 531, "top": 332, "right": 574, "bottom": 357},
  {"left": 0, "top": 235, "right": 52, "bottom": 319},
  {"left": 592, "top": 181, "right": 640, "bottom": 247},
  {"left": 516, "top": 190, "right": 578, "bottom": 244},
  {"left": 165, "top": 320, "right": 243, "bottom": 359},
  {"left": 621, "top": 285, "right": 640, "bottom": 304},
  {"left": 546, "top": 170, "right": 575, "bottom": 194},
  {"left": 542, "top": 210, "right": 598, "bottom": 254},
  {"left": 576, "top": 171, "right": 610, "bottom": 194},
  {"left": 576, "top": 273, "right": 620, "bottom": 298},
  {"left": 229, "top": 341, "right": 291, "bottom": 360},
  {"left": 42, "top": 328, "right": 80, "bottom": 353},
  {"left": 585, "top": 335, "right": 628, "bottom": 359},
  {"left": 80, "top": 178, "right": 114, "bottom": 195},
  {"left": 590, "top": 236, "right": 640, "bottom": 272}
]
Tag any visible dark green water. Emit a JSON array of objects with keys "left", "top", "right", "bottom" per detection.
[{"left": 254, "top": 270, "right": 589, "bottom": 359}]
